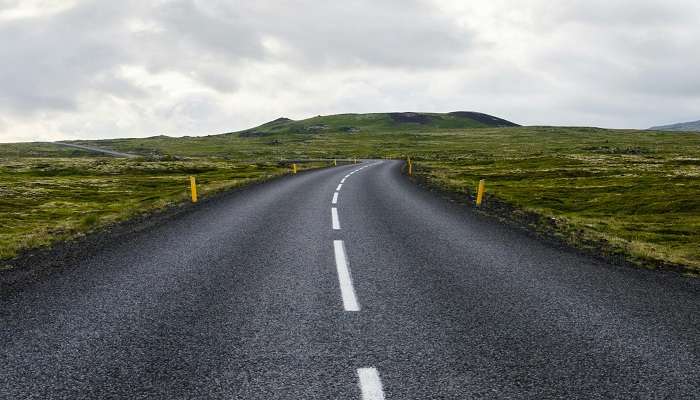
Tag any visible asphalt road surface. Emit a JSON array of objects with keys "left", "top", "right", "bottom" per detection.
[{"left": 1, "top": 160, "right": 698, "bottom": 399}]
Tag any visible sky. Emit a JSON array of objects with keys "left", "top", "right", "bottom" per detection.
[{"left": 1, "top": 0, "right": 699, "bottom": 142}]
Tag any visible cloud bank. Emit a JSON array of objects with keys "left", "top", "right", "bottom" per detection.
[{"left": 1, "top": 0, "right": 699, "bottom": 142}]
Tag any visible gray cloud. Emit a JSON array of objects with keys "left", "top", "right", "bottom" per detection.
[
  {"left": 0, "top": 1, "right": 138, "bottom": 113},
  {"left": 253, "top": 0, "right": 472, "bottom": 68},
  {"left": 0, "top": 0, "right": 699, "bottom": 141}
]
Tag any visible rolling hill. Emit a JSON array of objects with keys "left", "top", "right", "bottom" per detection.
[
  {"left": 47, "top": 111, "right": 520, "bottom": 158},
  {"left": 649, "top": 119, "right": 700, "bottom": 132},
  {"left": 234, "top": 111, "right": 519, "bottom": 137}
]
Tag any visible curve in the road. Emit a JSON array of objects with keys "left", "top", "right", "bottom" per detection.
[{"left": 1, "top": 160, "right": 698, "bottom": 399}]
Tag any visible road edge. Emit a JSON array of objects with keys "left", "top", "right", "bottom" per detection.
[
  {"left": 0, "top": 164, "right": 337, "bottom": 295},
  {"left": 404, "top": 163, "right": 697, "bottom": 277}
]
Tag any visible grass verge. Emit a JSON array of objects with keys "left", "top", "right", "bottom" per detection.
[
  {"left": 410, "top": 154, "right": 700, "bottom": 275},
  {"left": 0, "top": 157, "right": 330, "bottom": 261}
]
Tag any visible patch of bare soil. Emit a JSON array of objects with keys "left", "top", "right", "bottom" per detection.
[
  {"left": 448, "top": 111, "right": 519, "bottom": 127},
  {"left": 389, "top": 112, "right": 432, "bottom": 124}
]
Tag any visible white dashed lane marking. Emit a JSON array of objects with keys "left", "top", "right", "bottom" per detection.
[
  {"left": 333, "top": 240, "right": 360, "bottom": 311},
  {"left": 357, "top": 368, "right": 385, "bottom": 400},
  {"left": 331, "top": 207, "right": 341, "bottom": 230},
  {"left": 331, "top": 163, "right": 392, "bottom": 396}
]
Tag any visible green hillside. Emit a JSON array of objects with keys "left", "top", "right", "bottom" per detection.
[
  {"left": 42, "top": 111, "right": 519, "bottom": 158},
  {"left": 234, "top": 111, "right": 518, "bottom": 136}
]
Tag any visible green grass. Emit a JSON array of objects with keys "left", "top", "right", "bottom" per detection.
[
  {"left": 0, "top": 157, "right": 327, "bottom": 260},
  {"left": 2, "top": 114, "right": 699, "bottom": 273}
]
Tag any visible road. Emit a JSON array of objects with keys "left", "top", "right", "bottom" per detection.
[
  {"left": 52, "top": 142, "right": 138, "bottom": 158},
  {"left": 1, "top": 160, "right": 698, "bottom": 399}
]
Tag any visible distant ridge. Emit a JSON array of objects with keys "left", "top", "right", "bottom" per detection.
[
  {"left": 649, "top": 119, "right": 700, "bottom": 132},
  {"left": 232, "top": 111, "right": 519, "bottom": 137}
]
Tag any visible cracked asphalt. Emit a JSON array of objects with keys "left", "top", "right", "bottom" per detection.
[{"left": 1, "top": 160, "right": 698, "bottom": 399}]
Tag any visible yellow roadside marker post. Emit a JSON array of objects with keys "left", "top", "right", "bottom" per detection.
[
  {"left": 354, "top": 158, "right": 357, "bottom": 164},
  {"left": 333, "top": 159, "right": 337, "bottom": 166},
  {"left": 476, "top": 179, "right": 486, "bottom": 206},
  {"left": 292, "top": 163, "right": 298, "bottom": 174},
  {"left": 407, "top": 156, "right": 413, "bottom": 176},
  {"left": 189, "top": 176, "right": 198, "bottom": 203}
]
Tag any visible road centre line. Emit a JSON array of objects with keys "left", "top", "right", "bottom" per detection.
[
  {"left": 332, "top": 207, "right": 341, "bottom": 230},
  {"left": 357, "top": 368, "right": 385, "bottom": 400},
  {"left": 337, "top": 163, "right": 383, "bottom": 396},
  {"left": 333, "top": 240, "right": 360, "bottom": 311}
]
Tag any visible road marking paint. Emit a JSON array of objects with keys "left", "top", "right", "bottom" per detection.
[
  {"left": 357, "top": 368, "right": 385, "bottom": 400},
  {"left": 332, "top": 192, "right": 339, "bottom": 204},
  {"left": 332, "top": 207, "right": 341, "bottom": 230},
  {"left": 336, "top": 183, "right": 343, "bottom": 191},
  {"left": 341, "top": 177, "right": 346, "bottom": 183},
  {"left": 333, "top": 240, "right": 359, "bottom": 311}
]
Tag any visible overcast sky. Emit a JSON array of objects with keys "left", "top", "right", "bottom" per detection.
[{"left": 1, "top": 0, "right": 699, "bottom": 142}]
